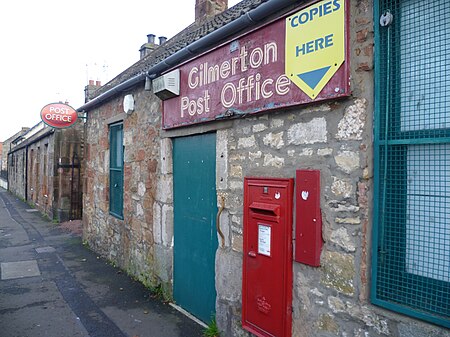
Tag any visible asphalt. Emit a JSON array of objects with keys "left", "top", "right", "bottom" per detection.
[{"left": 0, "top": 188, "right": 204, "bottom": 337}]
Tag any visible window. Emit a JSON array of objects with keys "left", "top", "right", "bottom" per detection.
[
  {"left": 109, "top": 123, "right": 124, "bottom": 219},
  {"left": 372, "top": 0, "right": 450, "bottom": 328}
]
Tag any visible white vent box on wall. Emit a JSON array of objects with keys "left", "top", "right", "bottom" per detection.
[{"left": 153, "top": 69, "right": 180, "bottom": 100}]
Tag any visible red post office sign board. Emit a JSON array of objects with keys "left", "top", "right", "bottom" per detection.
[
  {"left": 40, "top": 103, "right": 78, "bottom": 129},
  {"left": 163, "top": 0, "right": 350, "bottom": 129}
]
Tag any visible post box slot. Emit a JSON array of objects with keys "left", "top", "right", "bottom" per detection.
[{"left": 249, "top": 202, "right": 280, "bottom": 216}]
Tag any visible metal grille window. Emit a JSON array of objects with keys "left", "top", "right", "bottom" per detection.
[
  {"left": 109, "top": 123, "right": 124, "bottom": 219},
  {"left": 372, "top": 0, "right": 450, "bottom": 327}
]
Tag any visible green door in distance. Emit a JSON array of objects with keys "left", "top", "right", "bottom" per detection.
[{"left": 173, "top": 133, "right": 218, "bottom": 323}]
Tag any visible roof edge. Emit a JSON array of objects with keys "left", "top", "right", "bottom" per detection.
[{"left": 77, "top": 0, "right": 301, "bottom": 113}]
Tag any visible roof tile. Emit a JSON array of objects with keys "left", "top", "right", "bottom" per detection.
[{"left": 93, "top": 0, "right": 266, "bottom": 97}]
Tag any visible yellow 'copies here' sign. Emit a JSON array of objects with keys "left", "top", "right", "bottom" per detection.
[{"left": 286, "top": 0, "right": 345, "bottom": 99}]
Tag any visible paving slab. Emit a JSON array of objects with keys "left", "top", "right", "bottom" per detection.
[
  {"left": 1, "top": 260, "right": 41, "bottom": 280},
  {"left": 35, "top": 246, "right": 56, "bottom": 254}
]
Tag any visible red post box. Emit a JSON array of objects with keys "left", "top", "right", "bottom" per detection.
[
  {"left": 242, "top": 177, "right": 294, "bottom": 337},
  {"left": 295, "top": 170, "right": 322, "bottom": 266}
]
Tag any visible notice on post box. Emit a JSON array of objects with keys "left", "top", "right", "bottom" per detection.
[{"left": 258, "top": 224, "right": 271, "bottom": 256}]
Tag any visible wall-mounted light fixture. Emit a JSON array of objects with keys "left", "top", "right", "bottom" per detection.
[{"left": 123, "top": 94, "right": 135, "bottom": 114}]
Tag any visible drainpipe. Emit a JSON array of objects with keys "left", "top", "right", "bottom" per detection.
[
  {"left": 25, "top": 145, "right": 28, "bottom": 201},
  {"left": 77, "top": 0, "right": 302, "bottom": 112}
]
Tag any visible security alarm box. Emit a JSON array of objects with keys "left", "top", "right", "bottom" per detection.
[
  {"left": 152, "top": 69, "right": 180, "bottom": 100},
  {"left": 295, "top": 170, "right": 322, "bottom": 266},
  {"left": 242, "top": 177, "right": 294, "bottom": 337}
]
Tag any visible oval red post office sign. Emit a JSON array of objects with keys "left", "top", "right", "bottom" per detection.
[{"left": 40, "top": 103, "right": 78, "bottom": 128}]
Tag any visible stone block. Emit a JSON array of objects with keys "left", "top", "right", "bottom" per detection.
[
  {"left": 336, "top": 217, "right": 361, "bottom": 225},
  {"left": 155, "top": 175, "right": 173, "bottom": 203},
  {"left": 299, "top": 148, "right": 314, "bottom": 156},
  {"left": 216, "top": 250, "right": 242, "bottom": 302},
  {"left": 216, "top": 300, "right": 232, "bottom": 337},
  {"left": 263, "top": 154, "right": 284, "bottom": 168},
  {"left": 249, "top": 151, "right": 262, "bottom": 161},
  {"left": 295, "top": 272, "right": 311, "bottom": 311},
  {"left": 231, "top": 215, "right": 241, "bottom": 226},
  {"left": 137, "top": 181, "right": 146, "bottom": 197},
  {"left": 252, "top": 123, "right": 268, "bottom": 133},
  {"left": 270, "top": 119, "right": 284, "bottom": 128},
  {"left": 331, "top": 227, "right": 356, "bottom": 252},
  {"left": 331, "top": 177, "right": 354, "bottom": 198},
  {"left": 231, "top": 233, "right": 243, "bottom": 253},
  {"left": 229, "top": 180, "right": 243, "bottom": 190},
  {"left": 347, "top": 306, "right": 390, "bottom": 335},
  {"left": 316, "top": 314, "right": 339, "bottom": 334},
  {"left": 335, "top": 151, "right": 360, "bottom": 173},
  {"left": 161, "top": 204, "right": 174, "bottom": 247},
  {"left": 216, "top": 130, "right": 229, "bottom": 190},
  {"left": 321, "top": 251, "right": 355, "bottom": 295},
  {"left": 230, "top": 165, "right": 243, "bottom": 178},
  {"left": 231, "top": 322, "right": 251, "bottom": 337},
  {"left": 263, "top": 132, "right": 285, "bottom": 149},
  {"left": 288, "top": 118, "right": 327, "bottom": 145},
  {"left": 136, "top": 202, "right": 144, "bottom": 217},
  {"left": 229, "top": 153, "right": 245, "bottom": 162},
  {"left": 153, "top": 202, "right": 162, "bottom": 244},
  {"left": 318, "top": 148, "right": 333, "bottom": 156},
  {"left": 123, "top": 130, "right": 133, "bottom": 146},
  {"left": 336, "top": 99, "right": 367, "bottom": 140},
  {"left": 238, "top": 135, "right": 256, "bottom": 149},
  {"left": 160, "top": 138, "right": 173, "bottom": 174},
  {"left": 328, "top": 296, "right": 346, "bottom": 313},
  {"left": 154, "top": 244, "right": 172, "bottom": 285}
]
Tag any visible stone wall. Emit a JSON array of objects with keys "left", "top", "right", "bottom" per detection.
[
  {"left": 83, "top": 84, "right": 164, "bottom": 288},
  {"left": 81, "top": 1, "right": 450, "bottom": 336},
  {"left": 7, "top": 123, "right": 84, "bottom": 221},
  {"left": 26, "top": 133, "right": 56, "bottom": 218},
  {"left": 8, "top": 146, "right": 27, "bottom": 200},
  {"left": 209, "top": 0, "right": 374, "bottom": 334},
  {"left": 2, "top": 127, "right": 30, "bottom": 174},
  {"left": 211, "top": 1, "right": 449, "bottom": 337}
]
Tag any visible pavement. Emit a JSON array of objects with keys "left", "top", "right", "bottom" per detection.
[{"left": 0, "top": 188, "right": 204, "bottom": 337}]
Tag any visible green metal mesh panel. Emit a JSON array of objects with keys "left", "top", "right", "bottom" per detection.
[{"left": 374, "top": 0, "right": 450, "bottom": 326}]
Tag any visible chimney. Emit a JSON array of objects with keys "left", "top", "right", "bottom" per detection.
[
  {"left": 195, "top": 0, "right": 228, "bottom": 22},
  {"left": 159, "top": 36, "right": 167, "bottom": 45},
  {"left": 140, "top": 33, "right": 157, "bottom": 59},
  {"left": 147, "top": 34, "right": 155, "bottom": 44},
  {"left": 84, "top": 80, "right": 102, "bottom": 103}
]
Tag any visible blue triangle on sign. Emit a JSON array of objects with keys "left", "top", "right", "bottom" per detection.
[{"left": 297, "top": 66, "right": 331, "bottom": 90}]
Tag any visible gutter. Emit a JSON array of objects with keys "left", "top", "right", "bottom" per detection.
[
  {"left": 8, "top": 129, "right": 55, "bottom": 155},
  {"left": 77, "top": 0, "right": 301, "bottom": 112}
]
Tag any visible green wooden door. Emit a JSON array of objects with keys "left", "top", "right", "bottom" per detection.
[{"left": 173, "top": 133, "right": 218, "bottom": 323}]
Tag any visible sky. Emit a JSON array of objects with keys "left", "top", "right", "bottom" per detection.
[{"left": 0, "top": 0, "right": 240, "bottom": 142}]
